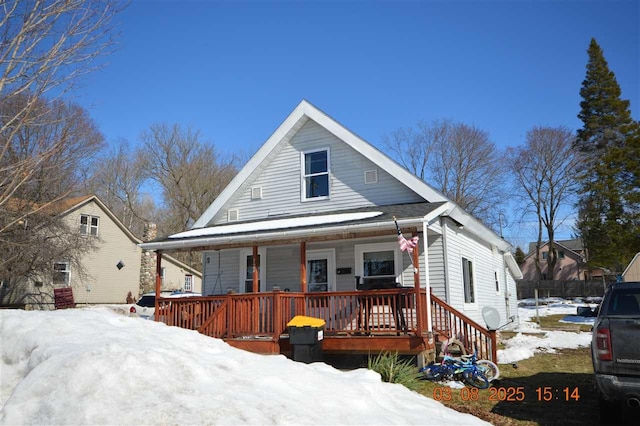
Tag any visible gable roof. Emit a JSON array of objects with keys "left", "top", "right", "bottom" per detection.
[
  {"left": 192, "top": 100, "right": 511, "bottom": 252},
  {"left": 193, "top": 100, "right": 448, "bottom": 229},
  {"left": 58, "top": 195, "right": 202, "bottom": 278},
  {"left": 622, "top": 252, "right": 640, "bottom": 279},
  {"left": 523, "top": 239, "right": 585, "bottom": 261}
]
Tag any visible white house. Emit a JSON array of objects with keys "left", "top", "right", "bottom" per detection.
[{"left": 141, "top": 100, "right": 522, "bottom": 336}]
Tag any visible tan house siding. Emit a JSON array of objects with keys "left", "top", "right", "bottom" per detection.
[
  {"left": 3, "top": 196, "right": 202, "bottom": 308},
  {"left": 623, "top": 253, "right": 640, "bottom": 282},
  {"left": 61, "top": 200, "right": 142, "bottom": 304},
  {"left": 161, "top": 257, "right": 202, "bottom": 293}
]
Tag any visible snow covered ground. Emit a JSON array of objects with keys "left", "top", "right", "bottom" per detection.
[
  {"left": 0, "top": 307, "right": 488, "bottom": 425},
  {"left": 497, "top": 298, "right": 596, "bottom": 364},
  {"left": 0, "top": 297, "right": 599, "bottom": 424}
]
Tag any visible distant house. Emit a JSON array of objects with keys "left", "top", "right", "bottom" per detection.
[
  {"left": 521, "top": 239, "right": 605, "bottom": 280},
  {"left": 1, "top": 195, "right": 201, "bottom": 309},
  {"left": 622, "top": 253, "right": 640, "bottom": 282}
]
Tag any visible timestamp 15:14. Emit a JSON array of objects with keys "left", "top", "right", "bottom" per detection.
[{"left": 536, "top": 387, "right": 580, "bottom": 401}]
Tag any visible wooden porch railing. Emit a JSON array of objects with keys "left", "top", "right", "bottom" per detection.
[
  {"left": 157, "top": 290, "right": 496, "bottom": 362},
  {"left": 429, "top": 292, "right": 497, "bottom": 362},
  {"left": 158, "top": 288, "right": 427, "bottom": 340}
]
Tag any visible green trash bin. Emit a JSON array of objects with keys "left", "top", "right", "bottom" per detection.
[{"left": 287, "top": 315, "right": 325, "bottom": 363}]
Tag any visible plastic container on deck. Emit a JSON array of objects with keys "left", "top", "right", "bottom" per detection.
[{"left": 287, "top": 315, "right": 325, "bottom": 363}]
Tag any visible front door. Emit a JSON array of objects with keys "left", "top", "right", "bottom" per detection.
[
  {"left": 240, "top": 248, "right": 266, "bottom": 293},
  {"left": 307, "top": 249, "right": 336, "bottom": 292}
]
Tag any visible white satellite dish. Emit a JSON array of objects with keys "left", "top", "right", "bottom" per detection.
[{"left": 482, "top": 306, "right": 502, "bottom": 330}]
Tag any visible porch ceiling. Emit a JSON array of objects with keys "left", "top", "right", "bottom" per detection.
[{"left": 140, "top": 202, "right": 447, "bottom": 253}]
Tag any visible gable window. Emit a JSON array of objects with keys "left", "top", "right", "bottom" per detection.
[
  {"left": 559, "top": 251, "right": 565, "bottom": 259},
  {"left": 302, "top": 148, "right": 329, "bottom": 200},
  {"left": 462, "top": 257, "right": 475, "bottom": 304},
  {"left": 542, "top": 252, "right": 548, "bottom": 260},
  {"left": 184, "top": 274, "right": 193, "bottom": 292},
  {"left": 53, "top": 261, "right": 70, "bottom": 286},
  {"left": 80, "top": 215, "right": 99, "bottom": 236}
]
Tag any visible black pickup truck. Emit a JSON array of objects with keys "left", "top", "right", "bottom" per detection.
[{"left": 591, "top": 282, "right": 640, "bottom": 419}]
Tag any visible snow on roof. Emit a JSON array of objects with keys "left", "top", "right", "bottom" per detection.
[{"left": 171, "top": 211, "right": 383, "bottom": 239}]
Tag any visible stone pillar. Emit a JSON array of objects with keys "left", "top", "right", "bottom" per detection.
[{"left": 139, "top": 223, "right": 158, "bottom": 295}]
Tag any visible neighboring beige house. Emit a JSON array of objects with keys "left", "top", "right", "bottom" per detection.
[
  {"left": 3, "top": 195, "right": 201, "bottom": 308},
  {"left": 622, "top": 252, "right": 640, "bottom": 282}
]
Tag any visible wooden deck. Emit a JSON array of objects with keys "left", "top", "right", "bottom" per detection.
[{"left": 157, "top": 289, "right": 497, "bottom": 362}]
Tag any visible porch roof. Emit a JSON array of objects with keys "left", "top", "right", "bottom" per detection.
[{"left": 139, "top": 202, "right": 448, "bottom": 252}]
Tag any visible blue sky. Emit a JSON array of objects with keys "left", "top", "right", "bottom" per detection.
[{"left": 80, "top": 0, "right": 639, "bottom": 247}]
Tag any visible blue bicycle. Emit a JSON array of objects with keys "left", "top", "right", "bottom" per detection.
[{"left": 420, "top": 351, "right": 497, "bottom": 389}]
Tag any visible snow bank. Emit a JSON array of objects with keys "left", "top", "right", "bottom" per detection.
[{"left": 0, "top": 308, "right": 487, "bottom": 425}]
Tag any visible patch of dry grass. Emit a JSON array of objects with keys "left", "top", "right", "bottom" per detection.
[{"left": 417, "top": 347, "right": 597, "bottom": 426}]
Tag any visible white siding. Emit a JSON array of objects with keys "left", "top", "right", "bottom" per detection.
[
  {"left": 442, "top": 218, "right": 513, "bottom": 327},
  {"left": 202, "top": 250, "right": 240, "bottom": 295},
  {"left": 211, "top": 120, "right": 423, "bottom": 224},
  {"left": 428, "top": 233, "right": 446, "bottom": 299},
  {"left": 266, "top": 246, "right": 299, "bottom": 291},
  {"left": 201, "top": 235, "right": 445, "bottom": 295}
]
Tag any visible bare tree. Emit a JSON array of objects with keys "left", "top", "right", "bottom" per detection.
[
  {"left": 0, "top": 96, "right": 104, "bottom": 306},
  {"left": 0, "top": 0, "right": 121, "bottom": 226},
  {"left": 382, "top": 119, "right": 506, "bottom": 228},
  {"left": 87, "top": 139, "right": 157, "bottom": 236},
  {"left": 0, "top": 197, "right": 99, "bottom": 307},
  {"left": 380, "top": 121, "right": 440, "bottom": 180},
  {"left": 507, "top": 126, "right": 579, "bottom": 280},
  {"left": 0, "top": 94, "right": 105, "bottom": 233},
  {"left": 138, "top": 123, "right": 238, "bottom": 235}
]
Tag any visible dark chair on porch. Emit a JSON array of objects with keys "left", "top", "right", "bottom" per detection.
[{"left": 355, "top": 277, "right": 408, "bottom": 334}]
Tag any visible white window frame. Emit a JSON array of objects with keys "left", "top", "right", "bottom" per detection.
[
  {"left": 184, "top": 274, "right": 193, "bottom": 292},
  {"left": 364, "top": 169, "right": 378, "bottom": 184},
  {"left": 53, "top": 261, "right": 71, "bottom": 286},
  {"left": 301, "top": 148, "right": 330, "bottom": 201},
  {"left": 239, "top": 248, "right": 267, "bottom": 293},
  {"left": 306, "top": 249, "right": 336, "bottom": 292},
  {"left": 462, "top": 256, "right": 476, "bottom": 307},
  {"left": 80, "top": 214, "right": 99, "bottom": 236},
  {"left": 251, "top": 186, "right": 263, "bottom": 200},
  {"left": 354, "top": 242, "right": 403, "bottom": 288}
]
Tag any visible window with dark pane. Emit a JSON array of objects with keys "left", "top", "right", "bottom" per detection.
[{"left": 303, "top": 150, "right": 329, "bottom": 198}]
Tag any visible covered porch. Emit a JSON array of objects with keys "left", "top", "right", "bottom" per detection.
[
  {"left": 152, "top": 271, "right": 497, "bottom": 363},
  {"left": 144, "top": 205, "right": 498, "bottom": 363}
]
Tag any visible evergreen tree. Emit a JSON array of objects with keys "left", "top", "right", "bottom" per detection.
[
  {"left": 514, "top": 247, "right": 526, "bottom": 266},
  {"left": 575, "top": 38, "right": 640, "bottom": 272}
]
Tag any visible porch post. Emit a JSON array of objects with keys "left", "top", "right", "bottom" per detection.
[
  {"left": 300, "top": 242, "right": 307, "bottom": 293},
  {"left": 252, "top": 245, "right": 259, "bottom": 293},
  {"left": 154, "top": 251, "right": 162, "bottom": 322},
  {"left": 412, "top": 232, "right": 423, "bottom": 335},
  {"left": 423, "top": 221, "right": 432, "bottom": 332}
]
